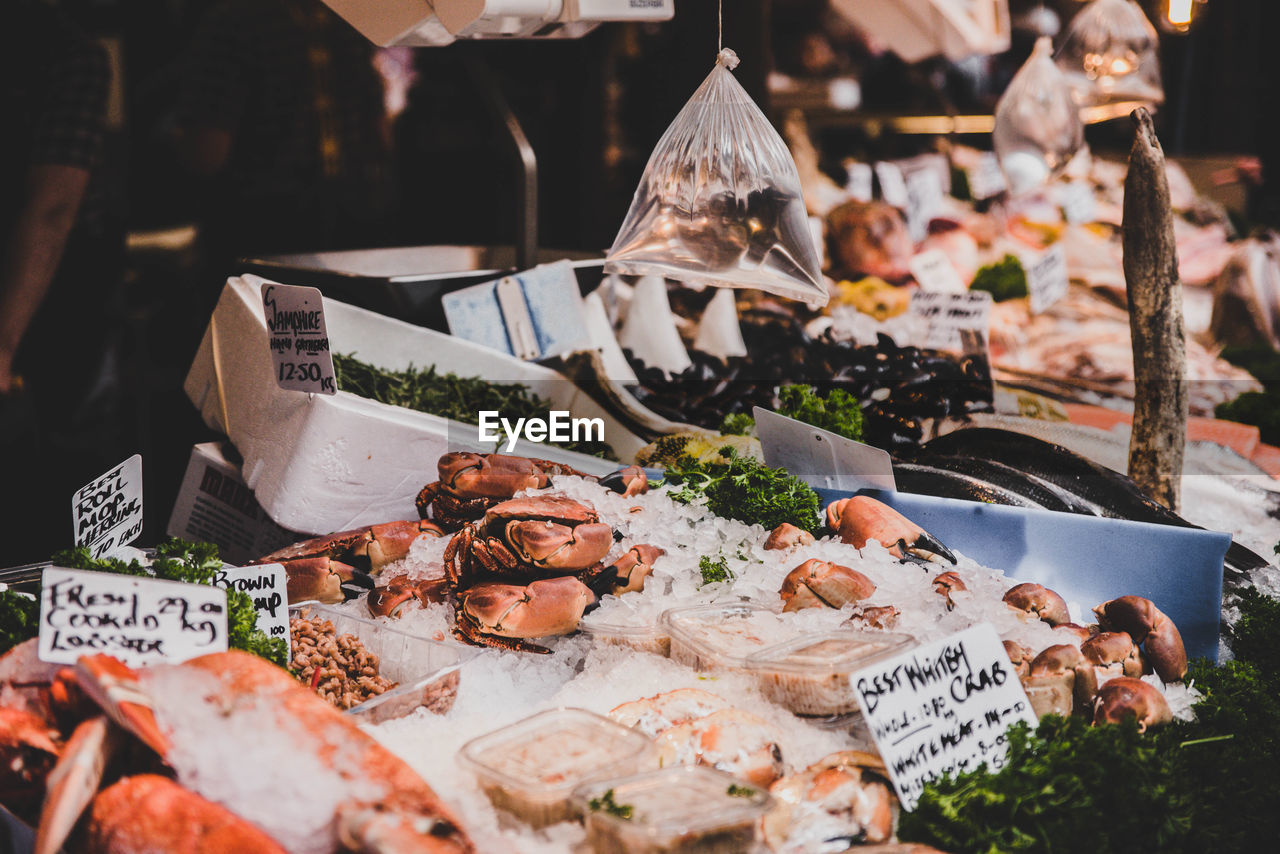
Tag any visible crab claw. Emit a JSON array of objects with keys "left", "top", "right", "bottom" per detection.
[
  {"left": 354, "top": 520, "right": 444, "bottom": 573},
  {"left": 1029, "top": 643, "right": 1096, "bottom": 713},
  {"left": 1081, "top": 632, "right": 1144, "bottom": 679},
  {"left": 1003, "top": 640, "right": 1034, "bottom": 679},
  {"left": 1092, "top": 677, "right": 1172, "bottom": 732},
  {"left": 600, "top": 466, "right": 649, "bottom": 497},
  {"left": 35, "top": 716, "right": 121, "bottom": 854},
  {"left": 503, "top": 519, "right": 614, "bottom": 572},
  {"left": 366, "top": 574, "right": 449, "bottom": 619},
  {"left": 0, "top": 708, "right": 63, "bottom": 819},
  {"left": 845, "top": 604, "right": 900, "bottom": 630},
  {"left": 278, "top": 556, "right": 353, "bottom": 604},
  {"left": 457, "top": 577, "right": 593, "bottom": 653},
  {"left": 933, "top": 571, "right": 967, "bottom": 611},
  {"left": 439, "top": 451, "right": 551, "bottom": 499},
  {"left": 1093, "top": 596, "right": 1187, "bottom": 683},
  {"left": 764, "top": 523, "right": 815, "bottom": 551},
  {"left": 780, "top": 559, "right": 877, "bottom": 612},
  {"left": 1003, "top": 582, "right": 1070, "bottom": 627},
  {"left": 605, "top": 544, "right": 665, "bottom": 595},
  {"left": 826, "top": 496, "right": 956, "bottom": 566}
]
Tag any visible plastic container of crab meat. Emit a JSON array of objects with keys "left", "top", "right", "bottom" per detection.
[
  {"left": 744, "top": 630, "right": 916, "bottom": 717},
  {"left": 574, "top": 766, "right": 773, "bottom": 854},
  {"left": 662, "top": 603, "right": 799, "bottom": 674},
  {"left": 288, "top": 603, "right": 474, "bottom": 724},
  {"left": 579, "top": 614, "right": 672, "bottom": 657},
  {"left": 458, "top": 707, "right": 654, "bottom": 828}
]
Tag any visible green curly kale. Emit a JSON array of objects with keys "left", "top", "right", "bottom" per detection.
[
  {"left": 777, "top": 384, "right": 865, "bottom": 442},
  {"left": 718, "top": 412, "right": 756, "bottom": 436},
  {"left": 50, "top": 539, "right": 288, "bottom": 667},
  {"left": 661, "top": 449, "right": 822, "bottom": 534},
  {"left": 0, "top": 590, "right": 40, "bottom": 654},
  {"left": 969, "top": 254, "right": 1028, "bottom": 302}
]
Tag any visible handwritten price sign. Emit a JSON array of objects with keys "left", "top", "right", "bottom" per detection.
[
  {"left": 213, "top": 563, "right": 290, "bottom": 656},
  {"left": 38, "top": 567, "right": 229, "bottom": 667},
  {"left": 73, "top": 455, "right": 143, "bottom": 560},
  {"left": 852, "top": 623, "right": 1037, "bottom": 811},
  {"left": 261, "top": 282, "right": 336, "bottom": 395}
]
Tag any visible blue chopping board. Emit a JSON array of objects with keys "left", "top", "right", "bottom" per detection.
[{"left": 816, "top": 487, "right": 1229, "bottom": 662}]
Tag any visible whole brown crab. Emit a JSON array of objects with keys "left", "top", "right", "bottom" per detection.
[
  {"left": 416, "top": 452, "right": 585, "bottom": 530},
  {"left": 443, "top": 495, "right": 616, "bottom": 653}
]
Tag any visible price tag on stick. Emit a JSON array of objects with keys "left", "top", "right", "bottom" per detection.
[
  {"left": 213, "top": 563, "right": 291, "bottom": 657},
  {"left": 845, "top": 161, "right": 874, "bottom": 203},
  {"left": 261, "top": 282, "right": 337, "bottom": 395},
  {"left": 909, "top": 291, "right": 992, "bottom": 352},
  {"left": 966, "top": 153, "right": 1007, "bottom": 201},
  {"left": 73, "top": 454, "right": 143, "bottom": 560},
  {"left": 910, "top": 250, "right": 966, "bottom": 293},
  {"left": 38, "top": 567, "right": 229, "bottom": 667},
  {"left": 875, "top": 162, "right": 909, "bottom": 209},
  {"left": 851, "top": 623, "right": 1038, "bottom": 812},
  {"left": 1027, "top": 244, "right": 1069, "bottom": 315}
]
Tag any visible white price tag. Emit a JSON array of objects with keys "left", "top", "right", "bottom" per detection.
[
  {"left": 905, "top": 169, "right": 945, "bottom": 243},
  {"left": 1027, "top": 244, "right": 1069, "bottom": 314},
  {"left": 73, "top": 455, "right": 143, "bottom": 560},
  {"left": 876, "top": 162, "right": 909, "bottom": 209},
  {"left": 38, "top": 567, "right": 229, "bottom": 667},
  {"left": 909, "top": 250, "right": 966, "bottom": 293},
  {"left": 852, "top": 624, "right": 1038, "bottom": 811},
  {"left": 1060, "top": 182, "right": 1097, "bottom": 225},
  {"left": 846, "top": 162, "right": 874, "bottom": 203},
  {"left": 213, "top": 564, "right": 290, "bottom": 656},
  {"left": 966, "top": 153, "right": 1006, "bottom": 201},
  {"left": 909, "top": 291, "right": 992, "bottom": 352},
  {"left": 261, "top": 282, "right": 337, "bottom": 395}
]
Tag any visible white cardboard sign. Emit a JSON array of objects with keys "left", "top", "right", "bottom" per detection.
[
  {"left": 38, "top": 567, "right": 229, "bottom": 666},
  {"left": 852, "top": 623, "right": 1038, "bottom": 811},
  {"left": 966, "top": 153, "right": 1007, "bottom": 201},
  {"left": 910, "top": 249, "right": 967, "bottom": 293},
  {"left": 909, "top": 291, "right": 992, "bottom": 352},
  {"left": 1027, "top": 244, "right": 1069, "bottom": 315},
  {"left": 73, "top": 455, "right": 143, "bottom": 560},
  {"left": 754, "top": 407, "right": 896, "bottom": 493},
  {"left": 213, "top": 563, "right": 290, "bottom": 656},
  {"left": 846, "top": 161, "right": 874, "bottom": 203},
  {"left": 261, "top": 282, "right": 337, "bottom": 395},
  {"left": 876, "top": 162, "right": 909, "bottom": 208},
  {"left": 1059, "top": 182, "right": 1097, "bottom": 225},
  {"left": 905, "top": 169, "right": 945, "bottom": 243}
]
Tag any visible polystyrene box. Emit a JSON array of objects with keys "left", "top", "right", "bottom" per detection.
[{"left": 184, "top": 275, "right": 635, "bottom": 535}]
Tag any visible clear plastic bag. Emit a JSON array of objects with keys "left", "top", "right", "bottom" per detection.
[
  {"left": 605, "top": 49, "right": 827, "bottom": 306},
  {"left": 1055, "top": 0, "right": 1163, "bottom": 108},
  {"left": 993, "top": 37, "right": 1084, "bottom": 196}
]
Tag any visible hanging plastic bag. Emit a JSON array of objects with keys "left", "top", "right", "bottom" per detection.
[
  {"left": 993, "top": 37, "right": 1084, "bottom": 196},
  {"left": 606, "top": 49, "right": 827, "bottom": 306},
  {"left": 1055, "top": 0, "right": 1163, "bottom": 108}
]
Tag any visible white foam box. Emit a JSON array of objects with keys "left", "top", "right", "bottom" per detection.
[
  {"left": 184, "top": 275, "right": 637, "bottom": 535},
  {"left": 166, "top": 442, "right": 303, "bottom": 565}
]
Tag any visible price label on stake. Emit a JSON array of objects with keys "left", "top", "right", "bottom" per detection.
[
  {"left": 852, "top": 623, "right": 1038, "bottom": 811},
  {"left": 966, "top": 153, "right": 1006, "bottom": 201},
  {"left": 1060, "top": 182, "right": 1097, "bottom": 225},
  {"left": 909, "top": 291, "right": 992, "bottom": 352},
  {"left": 73, "top": 454, "right": 143, "bottom": 560},
  {"left": 875, "top": 162, "right": 909, "bottom": 208},
  {"left": 845, "top": 161, "right": 874, "bottom": 203},
  {"left": 37, "top": 567, "right": 229, "bottom": 667},
  {"left": 261, "top": 282, "right": 336, "bottom": 395},
  {"left": 905, "top": 169, "right": 945, "bottom": 243},
  {"left": 909, "top": 249, "right": 966, "bottom": 293},
  {"left": 213, "top": 563, "right": 290, "bottom": 656},
  {"left": 1027, "top": 244, "right": 1069, "bottom": 314}
]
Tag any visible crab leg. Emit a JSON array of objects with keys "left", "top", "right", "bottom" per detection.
[
  {"left": 35, "top": 715, "right": 120, "bottom": 854},
  {"left": 70, "top": 656, "right": 169, "bottom": 756}
]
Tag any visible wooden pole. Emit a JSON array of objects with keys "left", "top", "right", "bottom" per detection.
[{"left": 1123, "top": 108, "right": 1187, "bottom": 512}]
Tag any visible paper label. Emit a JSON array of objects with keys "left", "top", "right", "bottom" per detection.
[
  {"left": 876, "top": 162, "right": 909, "bottom": 208},
  {"left": 38, "top": 567, "right": 229, "bottom": 666},
  {"left": 910, "top": 250, "right": 966, "bottom": 293},
  {"left": 909, "top": 291, "right": 992, "bottom": 352},
  {"left": 754, "top": 407, "right": 896, "bottom": 493},
  {"left": 1027, "top": 244, "right": 1069, "bottom": 314},
  {"left": 261, "top": 282, "right": 336, "bottom": 395},
  {"left": 905, "top": 169, "right": 945, "bottom": 243},
  {"left": 852, "top": 623, "right": 1038, "bottom": 811},
  {"left": 213, "top": 564, "right": 290, "bottom": 657},
  {"left": 1060, "top": 182, "right": 1097, "bottom": 225},
  {"left": 966, "top": 153, "right": 1006, "bottom": 200},
  {"left": 73, "top": 455, "right": 143, "bottom": 560},
  {"left": 846, "top": 162, "right": 874, "bottom": 203},
  {"left": 443, "top": 260, "right": 591, "bottom": 360}
]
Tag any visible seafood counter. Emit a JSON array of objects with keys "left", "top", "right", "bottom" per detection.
[{"left": 9, "top": 447, "right": 1273, "bottom": 854}]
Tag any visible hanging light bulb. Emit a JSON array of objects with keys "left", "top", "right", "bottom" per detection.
[{"left": 1167, "top": 0, "right": 1194, "bottom": 28}]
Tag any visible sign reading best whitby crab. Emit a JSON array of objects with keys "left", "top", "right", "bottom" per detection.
[{"left": 853, "top": 622, "right": 1038, "bottom": 811}]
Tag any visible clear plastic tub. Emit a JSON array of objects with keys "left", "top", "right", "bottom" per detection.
[
  {"left": 579, "top": 614, "right": 671, "bottom": 657},
  {"left": 661, "top": 603, "right": 786, "bottom": 673},
  {"left": 458, "top": 707, "right": 654, "bottom": 828},
  {"left": 744, "top": 630, "right": 916, "bottom": 716},
  {"left": 288, "top": 603, "right": 473, "bottom": 723},
  {"left": 575, "top": 765, "right": 773, "bottom": 854}
]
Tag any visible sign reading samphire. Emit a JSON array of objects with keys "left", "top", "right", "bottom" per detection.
[
  {"left": 38, "top": 567, "right": 229, "bottom": 667},
  {"left": 261, "top": 282, "right": 336, "bottom": 395},
  {"left": 852, "top": 623, "right": 1037, "bottom": 811},
  {"left": 477, "top": 410, "right": 604, "bottom": 453},
  {"left": 73, "top": 455, "right": 144, "bottom": 560},
  {"left": 212, "top": 563, "right": 290, "bottom": 656}
]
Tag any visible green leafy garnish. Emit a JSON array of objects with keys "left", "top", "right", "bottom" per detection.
[
  {"left": 662, "top": 449, "right": 822, "bottom": 534},
  {"left": 777, "top": 384, "right": 865, "bottom": 442},
  {"left": 698, "top": 555, "right": 733, "bottom": 586},
  {"left": 726, "top": 783, "right": 756, "bottom": 798},
  {"left": 969, "top": 254, "right": 1028, "bottom": 302},
  {"left": 718, "top": 412, "right": 756, "bottom": 436},
  {"left": 333, "top": 353, "right": 615, "bottom": 459},
  {"left": 50, "top": 539, "right": 288, "bottom": 668},
  {"left": 1216, "top": 391, "right": 1280, "bottom": 445},
  {"left": 588, "top": 789, "right": 634, "bottom": 820},
  {"left": 0, "top": 590, "right": 40, "bottom": 654}
]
